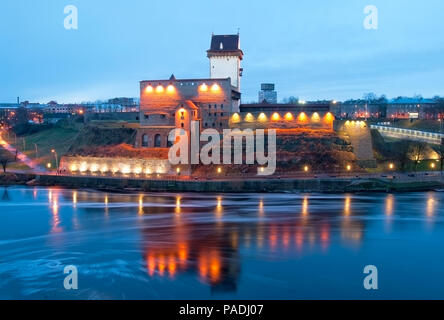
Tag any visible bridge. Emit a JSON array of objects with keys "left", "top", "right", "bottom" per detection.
[{"left": 371, "top": 124, "right": 444, "bottom": 145}]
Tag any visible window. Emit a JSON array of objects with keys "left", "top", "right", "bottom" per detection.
[
  {"left": 161, "top": 114, "right": 166, "bottom": 119},
  {"left": 221, "top": 104, "right": 224, "bottom": 109},
  {"left": 181, "top": 123, "right": 184, "bottom": 128},
  {"left": 142, "top": 134, "right": 148, "bottom": 147},
  {"left": 209, "top": 105, "right": 212, "bottom": 109},
  {"left": 212, "top": 123, "right": 215, "bottom": 127},
  {"left": 154, "top": 134, "right": 161, "bottom": 147},
  {"left": 221, "top": 113, "right": 224, "bottom": 116},
  {"left": 205, "top": 123, "right": 207, "bottom": 127}
]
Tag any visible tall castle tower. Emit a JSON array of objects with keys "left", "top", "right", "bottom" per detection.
[{"left": 207, "top": 34, "right": 243, "bottom": 92}]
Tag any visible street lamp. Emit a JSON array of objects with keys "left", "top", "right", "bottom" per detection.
[
  {"left": 304, "top": 165, "right": 309, "bottom": 172},
  {"left": 34, "top": 143, "right": 38, "bottom": 158},
  {"left": 346, "top": 164, "right": 352, "bottom": 172},
  {"left": 51, "top": 149, "right": 58, "bottom": 170},
  {"left": 389, "top": 163, "right": 395, "bottom": 170}
]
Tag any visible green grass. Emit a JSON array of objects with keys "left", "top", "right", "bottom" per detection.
[{"left": 6, "top": 126, "right": 81, "bottom": 168}]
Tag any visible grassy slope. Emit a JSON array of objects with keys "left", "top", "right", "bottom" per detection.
[{"left": 6, "top": 125, "right": 81, "bottom": 168}]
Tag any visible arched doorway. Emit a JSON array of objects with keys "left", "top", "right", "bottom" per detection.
[
  {"left": 154, "top": 134, "right": 162, "bottom": 147},
  {"left": 142, "top": 134, "right": 148, "bottom": 147}
]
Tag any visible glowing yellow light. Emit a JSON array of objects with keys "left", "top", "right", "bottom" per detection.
[
  {"left": 134, "top": 166, "right": 142, "bottom": 174},
  {"left": 389, "top": 163, "right": 395, "bottom": 170},
  {"left": 145, "top": 168, "right": 152, "bottom": 175},
  {"left": 299, "top": 100, "right": 306, "bottom": 105},
  {"left": 100, "top": 165, "right": 108, "bottom": 173},
  {"left": 70, "top": 164, "right": 78, "bottom": 172},
  {"left": 217, "top": 167, "right": 222, "bottom": 174},
  {"left": 431, "top": 163, "right": 436, "bottom": 169},
  {"left": 47, "top": 163, "right": 52, "bottom": 169},
  {"left": 345, "top": 120, "right": 350, "bottom": 126},
  {"left": 297, "top": 112, "right": 308, "bottom": 123},
  {"left": 311, "top": 112, "right": 320, "bottom": 122},
  {"left": 176, "top": 167, "right": 181, "bottom": 174},
  {"left": 122, "top": 165, "right": 131, "bottom": 174},
  {"left": 199, "top": 83, "right": 208, "bottom": 92},
  {"left": 155, "top": 85, "right": 164, "bottom": 93},
  {"left": 145, "top": 85, "right": 153, "bottom": 93},
  {"left": 284, "top": 112, "right": 294, "bottom": 121},
  {"left": 324, "top": 112, "right": 334, "bottom": 124},
  {"left": 245, "top": 113, "right": 254, "bottom": 122},
  {"left": 211, "top": 83, "right": 221, "bottom": 92},
  {"left": 90, "top": 163, "right": 99, "bottom": 172},
  {"left": 111, "top": 167, "right": 119, "bottom": 174},
  {"left": 258, "top": 113, "right": 267, "bottom": 122},
  {"left": 259, "top": 167, "right": 265, "bottom": 173},
  {"left": 346, "top": 165, "right": 352, "bottom": 171},
  {"left": 304, "top": 165, "right": 309, "bottom": 172},
  {"left": 166, "top": 84, "right": 175, "bottom": 93},
  {"left": 231, "top": 113, "right": 240, "bottom": 123},
  {"left": 79, "top": 162, "right": 88, "bottom": 172},
  {"left": 271, "top": 112, "right": 280, "bottom": 121}
]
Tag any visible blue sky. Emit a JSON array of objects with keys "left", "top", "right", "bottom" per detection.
[{"left": 1, "top": 0, "right": 443, "bottom": 103}]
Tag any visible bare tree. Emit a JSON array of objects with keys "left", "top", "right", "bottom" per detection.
[
  {"left": 392, "top": 140, "right": 411, "bottom": 171},
  {"left": 0, "top": 150, "right": 14, "bottom": 173},
  {"left": 432, "top": 143, "right": 444, "bottom": 173},
  {"left": 408, "top": 142, "right": 427, "bottom": 171}
]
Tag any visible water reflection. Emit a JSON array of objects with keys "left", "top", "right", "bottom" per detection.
[
  {"left": 1, "top": 188, "right": 10, "bottom": 201},
  {"left": 2, "top": 188, "right": 443, "bottom": 299}
]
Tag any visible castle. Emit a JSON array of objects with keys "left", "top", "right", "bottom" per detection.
[
  {"left": 60, "top": 34, "right": 346, "bottom": 177},
  {"left": 136, "top": 34, "right": 334, "bottom": 150}
]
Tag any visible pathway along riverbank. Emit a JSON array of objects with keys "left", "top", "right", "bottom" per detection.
[{"left": 1, "top": 172, "right": 443, "bottom": 193}]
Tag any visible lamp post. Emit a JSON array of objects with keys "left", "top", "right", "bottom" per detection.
[
  {"left": 34, "top": 144, "right": 38, "bottom": 158},
  {"left": 51, "top": 149, "right": 58, "bottom": 171}
]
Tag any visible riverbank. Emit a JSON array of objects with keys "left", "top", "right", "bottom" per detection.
[{"left": 1, "top": 172, "right": 443, "bottom": 193}]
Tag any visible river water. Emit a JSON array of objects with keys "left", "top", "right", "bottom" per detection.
[{"left": 0, "top": 186, "right": 443, "bottom": 299}]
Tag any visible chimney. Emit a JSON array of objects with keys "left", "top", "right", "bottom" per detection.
[{"left": 17, "top": 97, "right": 20, "bottom": 104}]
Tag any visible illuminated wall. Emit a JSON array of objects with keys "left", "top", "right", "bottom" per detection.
[
  {"left": 139, "top": 78, "right": 234, "bottom": 127},
  {"left": 229, "top": 111, "right": 335, "bottom": 130},
  {"left": 60, "top": 156, "right": 172, "bottom": 176}
]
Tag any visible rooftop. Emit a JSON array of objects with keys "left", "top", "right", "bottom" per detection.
[{"left": 207, "top": 34, "right": 243, "bottom": 58}]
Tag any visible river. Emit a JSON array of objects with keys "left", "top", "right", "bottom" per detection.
[{"left": 0, "top": 186, "right": 443, "bottom": 299}]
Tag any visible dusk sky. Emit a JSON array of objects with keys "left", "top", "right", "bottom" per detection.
[{"left": 1, "top": 0, "right": 444, "bottom": 103}]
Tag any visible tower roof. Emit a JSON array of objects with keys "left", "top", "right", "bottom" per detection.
[{"left": 207, "top": 34, "right": 243, "bottom": 58}]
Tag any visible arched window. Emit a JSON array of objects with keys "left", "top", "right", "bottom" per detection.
[
  {"left": 142, "top": 134, "right": 148, "bottom": 147},
  {"left": 154, "top": 134, "right": 162, "bottom": 147}
]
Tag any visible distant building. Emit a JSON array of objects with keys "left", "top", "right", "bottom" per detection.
[
  {"left": 335, "top": 100, "right": 385, "bottom": 119},
  {"left": 258, "top": 83, "right": 277, "bottom": 104},
  {"left": 387, "top": 97, "right": 437, "bottom": 119}
]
